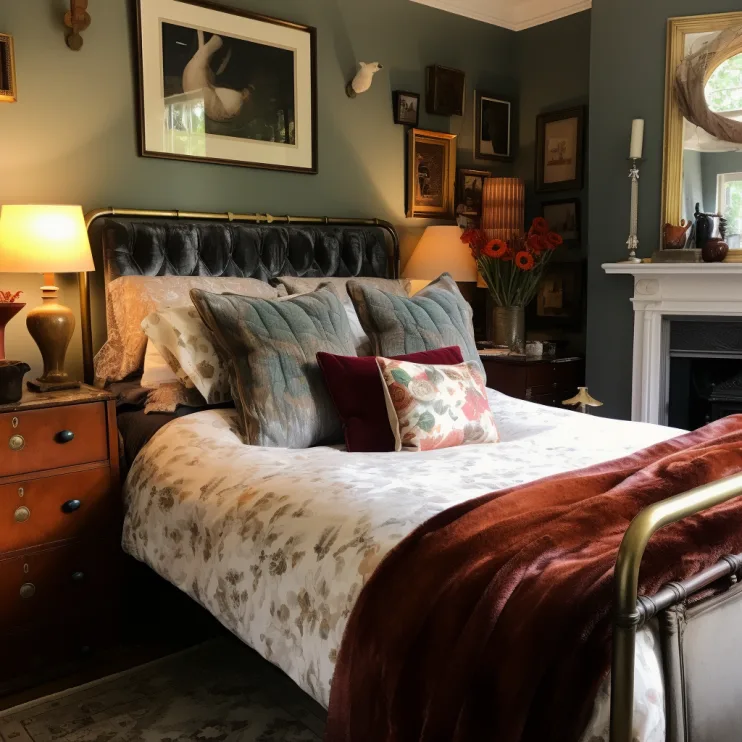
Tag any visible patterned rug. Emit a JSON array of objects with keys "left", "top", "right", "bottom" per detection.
[{"left": 0, "top": 639, "right": 326, "bottom": 742}]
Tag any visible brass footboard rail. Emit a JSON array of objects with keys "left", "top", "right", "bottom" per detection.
[{"left": 610, "top": 472, "right": 742, "bottom": 742}]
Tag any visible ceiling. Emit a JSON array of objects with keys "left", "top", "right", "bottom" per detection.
[{"left": 410, "top": 0, "right": 591, "bottom": 31}]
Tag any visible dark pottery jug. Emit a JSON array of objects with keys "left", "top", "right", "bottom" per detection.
[
  {"left": 0, "top": 361, "right": 30, "bottom": 404},
  {"left": 701, "top": 238, "right": 729, "bottom": 264},
  {"left": 695, "top": 203, "right": 724, "bottom": 252}
]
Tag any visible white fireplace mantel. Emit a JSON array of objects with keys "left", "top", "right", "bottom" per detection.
[{"left": 603, "top": 262, "right": 742, "bottom": 425}]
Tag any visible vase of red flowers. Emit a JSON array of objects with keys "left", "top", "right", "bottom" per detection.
[{"left": 461, "top": 217, "right": 563, "bottom": 352}]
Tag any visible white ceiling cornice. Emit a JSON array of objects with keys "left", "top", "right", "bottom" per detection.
[{"left": 410, "top": 0, "right": 591, "bottom": 31}]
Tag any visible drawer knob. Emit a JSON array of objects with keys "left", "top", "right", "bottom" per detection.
[
  {"left": 71, "top": 571, "right": 85, "bottom": 582},
  {"left": 55, "top": 430, "right": 75, "bottom": 444},
  {"left": 19, "top": 582, "right": 36, "bottom": 600},
  {"left": 8, "top": 434, "right": 25, "bottom": 451},
  {"left": 14, "top": 506, "right": 30, "bottom": 523},
  {"left": 61, "top": 499, "right": 82, "bottom": 514}
]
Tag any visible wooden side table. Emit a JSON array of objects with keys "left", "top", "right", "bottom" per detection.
[
  {"left": 479, "top": 354, "right": 585, "bottom": 408},
  {"left": 0, "top": 385, "right": 121, "bottom": 689}
]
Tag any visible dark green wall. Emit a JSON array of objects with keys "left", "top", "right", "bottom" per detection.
[
  {"left": 514, "top": 10, "right": 591, "bottom": 352},
  {"left": 0, "top": 0, "right": 516, "bottom": 380},
  {"left": 587, "top": 0, "right": 742, "bottom": 419}
]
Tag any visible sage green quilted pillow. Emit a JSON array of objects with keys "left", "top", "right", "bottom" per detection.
[
  {"left": 190, "top": 287, "right": 356, "bottom": 448},
  {"left": 347, "top": 273, "right": 484, "bottom": 375}
]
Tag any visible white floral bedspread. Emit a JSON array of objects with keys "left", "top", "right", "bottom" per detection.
[{"left": 123, "top": 390, "right": 681, "bottom": 742}]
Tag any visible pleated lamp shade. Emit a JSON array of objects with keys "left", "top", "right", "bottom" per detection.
[{"left": 481, "top": 178, "right": 525, "bottom": 241}]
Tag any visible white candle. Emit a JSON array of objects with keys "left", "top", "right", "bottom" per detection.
[{"left": 630, "top": 119, "right": 644, "bottom": 159}]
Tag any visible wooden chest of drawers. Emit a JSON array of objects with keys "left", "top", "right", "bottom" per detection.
[
  {"left": 479, "top": 354, "right": 585, "bottom": 407},
  {"left": 0, "top": 386, "right": 120, "bottom": 687}
]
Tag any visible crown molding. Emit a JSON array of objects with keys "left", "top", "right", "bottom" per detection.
[{"left": 410, "top": 0, "right": 591, "bottom": 31}]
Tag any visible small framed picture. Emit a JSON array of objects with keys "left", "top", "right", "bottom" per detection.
[
  {"left": 475, "top": 91, "right": 513, "bottom": 161},
  {"left": 0, "top": 33, "right": 17, "bottom": 103},
  {"left": 527, "top": 261, "right": 585, "bottom": 330},
  {"left": 393, "top": 91, "right": 420, "bottom": 127},
  {"left": 426, "top": 65, "right": 465, "bottom": 116},
  {"left": 457, "top": 169, "right": 490, "bottom": 217},
  {"left": 407, "top": 128, "right": 457, "bottom": 219},
  {"left": 542, "top": 199, "right": 581, "bottom": 247},
  {"left": 536, "top": 107, "right": 586, "bottom": 192}
]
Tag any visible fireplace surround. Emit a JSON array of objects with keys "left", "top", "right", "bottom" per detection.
[{"left": 603, "top": 262, "right": 742, "bottom": 425}]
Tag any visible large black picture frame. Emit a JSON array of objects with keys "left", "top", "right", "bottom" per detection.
[{"left": 135, "top": 0, "right": 318, "bottom": 173}]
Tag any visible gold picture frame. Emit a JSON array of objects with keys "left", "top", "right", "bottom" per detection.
[
  {"left": 407, "top": 128, "right": 457, "bottom": 219},
  {"left": 0, "top": 33, "right": 17, "bottom": 103},
  {"left": 661, "top": 11, "right": 742, "bottom": 233}
]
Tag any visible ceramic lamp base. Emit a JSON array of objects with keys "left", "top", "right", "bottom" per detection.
[{"left": 25, "top": 285, "right": 79, "bottom": 393}]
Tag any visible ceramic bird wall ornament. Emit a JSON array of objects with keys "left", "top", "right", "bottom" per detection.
[
  {"left": 64, "top": 0, "right": 91, "bottom": 51},
  {"left": 346, "top": 62, "right": 383, "bottom": 98}
]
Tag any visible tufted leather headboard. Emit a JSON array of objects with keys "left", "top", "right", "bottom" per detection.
[
  {"left": 81, "top": 209, "right": 400, "bottom": 383},
  {"left": 93, "top": 218, "right": 399, "bottom": 285}
]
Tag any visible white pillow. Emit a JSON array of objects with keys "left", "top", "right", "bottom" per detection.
[
  {"left": 141, "top": 306, "right": 231, "bottom": 405},
  {"left": 141, "top": 341, "right": 181, "bottom": 389}
]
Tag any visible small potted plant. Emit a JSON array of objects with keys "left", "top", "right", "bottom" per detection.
[
  {"left": 0, "top": 290, "right": 24, "bottom": 361},
  {"left": 461, "top": 218, "right": 562, "bottom": 353}
]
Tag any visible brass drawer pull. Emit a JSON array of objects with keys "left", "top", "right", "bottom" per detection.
[
  {"left": 14, "top": 506, "right": 30, "bottom": 523},
  {"left": 19, "top": 583, "right": 36, "bottom": 600},
  {"left": 55, "top": 430, "right": 75, "bottom": 444},
  {"left": 9, "top": 434, "right": 25, "bottom": 451},
  {"left": 62, "top": 499, "right": 82, "bottom": 514}
]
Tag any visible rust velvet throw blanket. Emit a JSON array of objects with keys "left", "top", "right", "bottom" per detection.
[{"left": 326, "top": 416, "right": 742, "bottom": 742}]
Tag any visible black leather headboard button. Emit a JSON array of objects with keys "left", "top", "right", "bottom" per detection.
[{"left": 95, "top": 218, "right": 394, "bottom": 284}]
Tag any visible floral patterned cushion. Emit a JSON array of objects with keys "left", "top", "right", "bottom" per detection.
[
  {"left": 376, "top": 357, "right": 499, "bottom": 452},
  {"left": 142, "top": 306, "right": 231, "bottom": 405},
  {"left": 94, "top": 276, "right": 286, "bottom": 385}
]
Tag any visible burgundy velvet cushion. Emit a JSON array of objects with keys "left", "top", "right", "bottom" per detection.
[{"left": 316, "top": 346, "right": 465, "bottom": 452}]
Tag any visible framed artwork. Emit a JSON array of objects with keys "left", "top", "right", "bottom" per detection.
[
  {"left": 457, "top": 168, "right": 490, "bottom": 217},
  {"left": 475, "top": 91, "right": 513, "bottom": 161},
  {"left": 527, "top": 261, "right": 585, "bottom": 330},
  {"left": 426, "top": 65, "right": 465, "bottom": 116},
  {"left": 393, "top": 91, "right": 420, "bottom": 127},
  {"left": 136, "top": 0, "right": 317, "bottom": 173},
  {"left": 542, "top": 199, "right": 581, "bottom": 247},
  {"left": 407, "top": 129, "right": 457, "bottom": 219},
  {"left": 0, "top": 33, "right": 17, "bottom": 103},
  {"left": 536, "top": 106, "right": 586, "bottom": 192}
]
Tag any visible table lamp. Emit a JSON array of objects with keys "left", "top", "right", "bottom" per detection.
[
  {"left": 0, "top": 205, "right": 94, "bottom": 392},
  {"left": 403, "top": 226, "right": 478, "bottom": 295}
]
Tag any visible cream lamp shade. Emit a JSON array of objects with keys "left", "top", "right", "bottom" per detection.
[
  {"left": 403, "top": 227, "right": 478, "bottom": 289},
  {"left": 0, "top": 205, "right": 94, "bottom": 274}
]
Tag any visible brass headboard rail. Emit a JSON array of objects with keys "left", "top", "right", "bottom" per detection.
[
  {"left": 80, "top": 207, "right": 401, "bottom": 385},
  {"left": 610, "top": 471, "right": 742, "bottom": 742}
]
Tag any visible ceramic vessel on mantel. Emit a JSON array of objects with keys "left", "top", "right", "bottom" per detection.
[{"left": 491, "top": 306, "right": 525, "bottom": 354}]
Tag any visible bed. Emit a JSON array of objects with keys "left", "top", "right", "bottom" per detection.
[{"left": 81, "top": 208, "right": 742, "bottom": 742}]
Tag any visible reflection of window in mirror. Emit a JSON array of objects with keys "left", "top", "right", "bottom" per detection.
[{"left": 681, "top": 30, "right": 742, "bottom": 248}]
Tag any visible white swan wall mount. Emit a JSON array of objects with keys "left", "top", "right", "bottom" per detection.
[{"left": 346, "top": 62, "right": 383, "bottom": 98}]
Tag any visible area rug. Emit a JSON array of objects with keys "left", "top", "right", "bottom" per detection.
[{"left": 0, "top": 638, "right": 326, "bottom": 742}]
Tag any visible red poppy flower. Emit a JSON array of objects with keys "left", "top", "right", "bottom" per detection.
[
  {"left": 460, "top": 228, "right": 480, "bottom": 245},
  {"left": 515, "top": 251, "right": 535, "bottom": 271},
  {"left": 482, "top": 239, "right": 509, "bottom": 259},
  {"left": 530, "top": 217, "right": 549, "bottom": 235},
  {"left": 527, "top": 235, "right": 544, "bottom": 253},
  {"left": 546, "top": 231, "right": 563, "bottom": 248}
]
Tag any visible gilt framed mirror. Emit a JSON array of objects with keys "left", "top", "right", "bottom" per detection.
[{"left": 662, "top": 12, "right": 742, "bottom": 256}]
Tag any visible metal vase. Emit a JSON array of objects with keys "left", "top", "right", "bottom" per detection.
[{"left": 491, "top": 305, "right": 525, "bottom": 353}]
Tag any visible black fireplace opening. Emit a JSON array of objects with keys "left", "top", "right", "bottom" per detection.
[{"left": 667, "top": 318, "right": 742, "bottom": 430}]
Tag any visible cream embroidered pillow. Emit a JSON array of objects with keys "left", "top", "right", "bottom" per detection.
[
  {"left": 376, "top": 357, "right": 499, "bottom": 452},
  {"left": 141, "top": 306, "right": 231, "bottom": 405}
]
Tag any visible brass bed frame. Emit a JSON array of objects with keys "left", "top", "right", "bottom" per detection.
[{"left": 79, "top": 207, "right": 742, "bottom": 742}]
